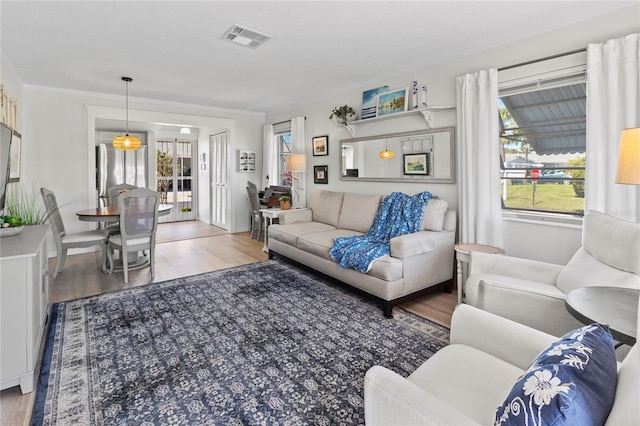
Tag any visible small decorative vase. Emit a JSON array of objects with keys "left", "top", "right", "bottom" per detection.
[{"left": 280, "top": 201, "right": 291, "bottom": 210}]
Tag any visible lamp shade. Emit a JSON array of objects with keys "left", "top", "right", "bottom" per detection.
[
  {"left": 285, "top": 153, "right": 307, "bottom": 172},
  {"left": 616, "top": 128, "right": 640, "bottom": 185},
  {"left": 112, "top": 134, "right": 142, "bottom": 151},
  {"left": 379, "top": 149, "right": 395, "bottom": 159}
]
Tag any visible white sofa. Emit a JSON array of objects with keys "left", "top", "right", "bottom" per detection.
[
  {"left": 267, "top": 189, "right": 456, "bottom": 317},
  {"left": 465, "top": 210, "right": 640, "bottom": 337},
  {"left": 364, "top": 303, "right": 639, "bottom": 425}
]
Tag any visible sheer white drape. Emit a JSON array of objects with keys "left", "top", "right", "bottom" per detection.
[
  {"left": 456, "top": 69, "right": 503, "bottom": 247},
  {"left": 290, "top": 116, "right": 307, "bottom": 208},
  {"left": 262, "top": 124, "right": 277, "bottom": 190},
  {"left": 586, "top": 33, "right": 640, "bottom": 222}
]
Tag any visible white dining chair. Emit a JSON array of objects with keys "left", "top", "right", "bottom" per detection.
[
  {"left": 40, "top": 187, "right": 109, "bottom": 278},
  {"left": 105, "top": 187, "right": 160, "bottom": 283}
]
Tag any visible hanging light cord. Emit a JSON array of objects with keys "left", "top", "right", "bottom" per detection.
[{"left": 123, "top": 76, "right": 132, "bottom": 135}]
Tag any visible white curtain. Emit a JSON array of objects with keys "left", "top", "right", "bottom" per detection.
[
  {"left": 585, "top": 33, "right": 640, "bottom": 222},
  {"left": 456, "top": 69, "right": 504, "bottom": 248},
  {"left": 262, "top": 124, "right": 277, "bottom": 190},
  {"left": 290, "top": 116, "right": 307, "bottom": 208}
]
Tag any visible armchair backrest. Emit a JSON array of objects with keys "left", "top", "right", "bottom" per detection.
[{"left": 556, "top": 211, "right": 640, "bottom": 294}]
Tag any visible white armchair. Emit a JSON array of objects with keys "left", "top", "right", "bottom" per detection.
[
  {"left": 364, "top": 303, "right": 639, "bottom": 425},
  {"left": 465, "top": 210, "right": 640, "bottom": 337}
]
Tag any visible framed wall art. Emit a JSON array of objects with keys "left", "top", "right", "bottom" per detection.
[
  {"left": 8, "top": 130, "right": 21, "bottom": 182},
  {"left": 403, "top": 153, "right": 429, "bottom": 175},
  {"left": 314, "top": 165, "right": 328, "bottom": 184},
  {"left": 312, "top": 135, "right": 329, "bottom": 156},
  {"left": 361, "top": 85, "right": 389, "bottom": 119},
  {"left": 377, "top": 87, "right": 408, "bottom": 117}
]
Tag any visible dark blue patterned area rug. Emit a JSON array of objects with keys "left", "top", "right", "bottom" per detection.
[{"left": 31, "top": 259, "right": 449, "bottom": 425}]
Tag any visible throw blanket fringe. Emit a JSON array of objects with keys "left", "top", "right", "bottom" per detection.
[{"left": 330, "top": 191, "right": 435, "bottom": 273}]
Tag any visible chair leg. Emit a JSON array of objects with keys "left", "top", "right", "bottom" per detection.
[
  {"left": 53, "top": 248, "right": 68, "bottom": 278},
  {"left": 150, "top": 246, "right": 155, "bottom": 280},
  {"left": 106, "top": 245, "right": 114, "bottom": 274},
  {"left": 101, "top": 242, "right": 108, "bottom": 273},
  {"left": 122, "top": 249, "right": 129, "bottom": 283}
]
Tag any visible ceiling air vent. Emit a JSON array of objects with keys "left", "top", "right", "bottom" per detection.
[{"left": 221, "top": 24, "right": 271, "bottom": 49}]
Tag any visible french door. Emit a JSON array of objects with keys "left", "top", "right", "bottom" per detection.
[{"left": 156, "top": 138, "right": 196, "bottom": 222}]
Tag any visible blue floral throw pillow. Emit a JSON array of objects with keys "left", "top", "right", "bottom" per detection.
[{"left": 495, "top": 324, "right": 617, "bottom": 426}]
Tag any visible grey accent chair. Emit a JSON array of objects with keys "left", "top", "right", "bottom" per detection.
[
  {"left": 246, "top": 184, "right": 262, "bottom": 240},
  {"left": 465, "top": 210, "right": 640, "bottom": 337},
  {"left": 105, "top": 187, "right": 160, "bottom": 283},
  {"left": 40, "top": 187, "right": 109, "bottom": 278}
]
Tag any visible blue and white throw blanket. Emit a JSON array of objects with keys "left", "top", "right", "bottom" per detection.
[{"left": 330, "top": 191, "right": 435, "bottom": 273}]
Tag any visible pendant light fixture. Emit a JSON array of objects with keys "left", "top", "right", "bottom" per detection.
[
  {"left": 112, "top": 77, "right": 141, "bottom": 151},
  {"left": 379, "top": 139, "right": 394, "bottom": 159}
]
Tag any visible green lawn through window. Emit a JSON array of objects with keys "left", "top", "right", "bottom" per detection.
[{"left": 502, "top": 183, "right": 584, "bottom": 214}]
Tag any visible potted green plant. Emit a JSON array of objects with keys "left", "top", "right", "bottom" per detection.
[
  {"left": 329, "top": 105, "right": 357, "bottom": 126},
  {"left": 278, "top": 195, "right": 291, "bottom": 210}
]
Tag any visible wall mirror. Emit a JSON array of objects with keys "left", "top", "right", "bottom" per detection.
[{"left": 339, "top": 126, "right": 455, "bottom": 183}]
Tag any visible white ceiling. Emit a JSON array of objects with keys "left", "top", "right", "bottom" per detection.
[{"left": 1, "top": 1, "right": 636, "bottom": 115}]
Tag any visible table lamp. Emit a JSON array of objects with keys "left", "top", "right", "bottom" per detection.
[
  {"left": 616, "top": 127, "right": 640, "bottom": 222},
  {"left": 285, "top": 153, "right": 307, "bottom": 208}
]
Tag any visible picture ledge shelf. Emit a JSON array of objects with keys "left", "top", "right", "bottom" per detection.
[{"left": 343, "top": 106, "right": 455, "bottom": 137}]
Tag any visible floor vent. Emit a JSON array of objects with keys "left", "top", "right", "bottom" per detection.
[{"left": 221, "top": 24, "right": 271, "bottom": 49}]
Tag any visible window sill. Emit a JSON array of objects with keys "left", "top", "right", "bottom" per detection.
[{"left": 502, "top": 210, "right": 583, "bottom": 229}]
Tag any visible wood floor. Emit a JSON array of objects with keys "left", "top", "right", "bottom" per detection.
[{"left": 0, "top": 220, "right": 456, "bottom": 426}]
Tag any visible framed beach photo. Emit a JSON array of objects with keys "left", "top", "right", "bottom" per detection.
[
  {"left": 314, "top": 165, "right": 328, "bottom": 184},
  {"left": 312, "top": 135, "right": 329, "bottom": 156},
  {"left": 403, "top": 153, "right": 429, "bottom": 175},
  {"left": 376, "top": 87, "right": 408, "bottom": 117},
  {"left": 8, "top": 130, "right": 21, "bottom": 182},
  {"left": 361, "top": 85, "right": 389, "bottom": 119}
]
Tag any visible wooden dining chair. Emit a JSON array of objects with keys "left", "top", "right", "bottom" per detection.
[
  {"left": 40, "top": 187, "right": 109, "bottom": 278},
  {"left": 105, "top": 187, "right": 160, "bottom": 283}
]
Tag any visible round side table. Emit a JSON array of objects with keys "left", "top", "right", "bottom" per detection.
[{"left": 455, "top": 243, "right": 504, "bottom": 304}]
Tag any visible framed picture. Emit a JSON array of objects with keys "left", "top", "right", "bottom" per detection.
[
  {"left": 403, "top": 153, "right": 429, "bottom": 175},
  {"left": 361, "top": 85, "right": 389, "bottom": 119},
  {"left": 377, "top": 87, "right": 408, "bottom": 117},
  {"left": 312, "top": 135, "right": 329, "bottom": 156},
  {"left": 314, "top": 165, "right": 328, "bottom": 184},
  {"left": 8, "top": 130, "right": 21, "bottom": 182}
]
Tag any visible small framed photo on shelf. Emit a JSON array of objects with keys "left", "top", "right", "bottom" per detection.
[
  {"left": 377, "top": 87, "right": 408, "bottom": 117},
  {"left": 362, "top": 85, "right": 389, "bottom": 119},
  {"left": 312, "top": 135, "right": 329, "bottom": 156},
  {"left": 314, "top": 165, "right": 328, "bottom": 184},
  {"left": 403, "top": 153, "right": 429, "bottom": 175}
]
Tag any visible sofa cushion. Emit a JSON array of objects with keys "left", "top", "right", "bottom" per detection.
[
  {"left": 297, "top": 229, "right": 364, "bottom": 260},
  {"left": 268, "top": 222, "right": 336, "bottom": 246},
  {"left": 409, "top": 344, "right": 525, "bottom": 425},
  {"left": 582, "top": 210, "right": 640, "bottom": 275},
  {"left": 495, "top": 323, "right": 617, "bottom": 426},
  {"left": 420, "top": 199, "right": 448, "bottom": 231},
  {"left": 367, "top": 255, "right": 403, "bottom": 281},
  {"left": 337, "top": 193, "right": 381, "bottom": 233},
  {"left": 309, "top": 190, "right": 344, "bottom": 227}
]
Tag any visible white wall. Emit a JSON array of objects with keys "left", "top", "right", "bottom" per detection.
[{"left": 265, "top": 6, "right": 639, "bottom": 265}]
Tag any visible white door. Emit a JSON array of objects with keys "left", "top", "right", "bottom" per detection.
[{"left": 210, "top": 132, "right": 229, "bottom": 229}]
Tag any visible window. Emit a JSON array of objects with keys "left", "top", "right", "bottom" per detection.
[
  {"left": 498, "top": 52, "right": 587, "bottom": 217},
  {"left": 273, "top": 121, "right": 292, "bottom": 186}
]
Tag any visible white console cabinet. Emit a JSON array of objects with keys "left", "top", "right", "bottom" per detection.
[{"left": 1, "top": 224, "right": 50, "bottom": 394}]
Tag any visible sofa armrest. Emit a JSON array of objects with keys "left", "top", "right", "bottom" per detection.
[
  {"left": 450, "top": 304, "right": 557, "bottom": 370},
  {"left": 279, "top": 209, "right": 312, "bottom": 224},
  {"left": 390, "top": 230, "right": 450, "bottom": 258},
  {"left": 469, "top": 251, "right": 564, "bottom": 284},
  {"left": 364, "top": 366, "right": 479, "bottom": 425}
]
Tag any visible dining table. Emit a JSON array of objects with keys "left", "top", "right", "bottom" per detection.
[
  {"left": 76, "top": 203, "right": 174, "bottom": 222},
  {"left": 76, "top": 204, "right": 173, "bottom": 272}
]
